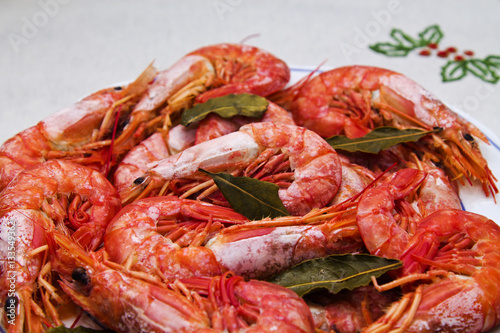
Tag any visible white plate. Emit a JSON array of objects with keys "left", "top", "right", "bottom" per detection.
[{"left": 2, "top": 67, "right": 500, "bottom": 333}]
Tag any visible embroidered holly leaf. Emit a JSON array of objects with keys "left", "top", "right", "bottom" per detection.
[
  {"left": 371, "top": 24, "right": 499, "bottom": 84},
  {"left": 369, "top": 28, "right": 418, "bottom": 57},
  {"left": 390, "top": 29, "right": 420, "bottom": 48},
  {"left": 268, "top": 254, "right": 402, "bottom": 297},
  {"left": 370, "top": 25, "right": 443, "bottom": 57},
  {"left": 180, "top": 93, "right": 269, "bottom": 126},
  {"left": 467, "top": 59, "right": 498, "bottom": 83},
  {"left": 200, "top": 169, "right": 290, "bottom": 220},
  {"left": 327, "top": 127, "right": 442, "bottom": 154},
  {"left": 485, "top": 55, "right": 500, "bottom": 77},
  {"left": 442, "top": 58, "right": 499, "bottom": 84},
  {"left": 418, "top": 25, "right": 444, "bottom": 45},
  {"left": 369, "top": 42, "right": 413, "bottom": 57},
  {"left": 441, "top": 60, "right": 468, "bottom": 82}
]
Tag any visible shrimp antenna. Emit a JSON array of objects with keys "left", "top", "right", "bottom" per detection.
[
  {"left": 344, "top": 162, "right": 398, "bottom": 204},
  {"left": 239, "top": 33, "right": 261, "bottom": 44},
  {"left": 105, "top": 105, "right": 122, "bottom": 177}
]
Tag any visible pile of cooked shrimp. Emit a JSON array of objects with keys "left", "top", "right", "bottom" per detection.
[{"left": 1, "top": 43, "right": 500, "bottom": 333}]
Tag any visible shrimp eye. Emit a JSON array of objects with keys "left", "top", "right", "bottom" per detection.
[
  {"left": 72, "top": 267, "right": 90, "bottom": 285},
  {"left": 133, "top": 177, "right": 145, "bottom": 185},
  {"left": 433, "top": 161, "right": 444, "bottom": 169},
  {"left": 463, "top": 133, "right": 474, "bottom": 141},
  {"left": 114, "top": 86, "right": 123, "bottom": 91},
  {"left": 4, "top": 296, "right": 18, "bottom": 313}
]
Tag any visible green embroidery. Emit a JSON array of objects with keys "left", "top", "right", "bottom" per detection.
[
  {"left": 370, "top": 25, "right": 499, "bottom": 84},
  {"left": 369, "top": 25, "right": 443, "bottom": 57}
]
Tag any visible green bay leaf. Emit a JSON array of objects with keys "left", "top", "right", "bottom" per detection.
[
  {"left": 180, "top": 93, "right": 269, "bottom": 126},
  {"left": 269, "top": 254, "right": 402, "bottom": 297},
  {"left": 327, "top": 127, "right": 441, "bottom": 154},
  {"left": 200, "top": 169, "right": 289, "bottom": 220}
]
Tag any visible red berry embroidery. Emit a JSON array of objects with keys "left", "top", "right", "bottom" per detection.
[
  {"left": 437, "top": 50, "right": 449, "bottom": 58},
  {"left": 419, "top": 49, "right": 431, "bottom": 56}
]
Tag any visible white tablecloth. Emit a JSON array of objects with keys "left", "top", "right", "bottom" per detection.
[{"left": 1, "top": 0, "right": 499, "bottom": 145}]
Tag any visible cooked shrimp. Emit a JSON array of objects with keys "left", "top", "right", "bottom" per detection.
[
  {"left": 122, "top": 122, "right": 342, "bottom": 216},
  {"left": 205, "top": 209, "right": 363, "bottom": 279},
  {"left": 356, "top": 168, "right": 426, "bottom": 259},
  {"left": 104, "top": 195, "right": 361, "bottom": 282},
  {"left": 356, "top": 167, "right": 462, "bottom": 259},
  {"left": 0, "top": 160, "right": 121, "bottom": 250},
  {"left": 330, "top": 157, "right": 377, "bottom": 206},
  {"left": 48, "top": 231, "right": 213, "bottom": 332},
  {"left": 110, "top": 54, "right": 214, "bottom": 152},
  {"left": 412, "top": 160, "right": 462, "bottom": 215},
  {"left": 0, "top": 160, "right": 121, "bottom": 333},
  {"left": 0, "top": 209, "right": 53, "bottom": 333},
  {"left": 194, "top": 100, "right": 295, "bottom": 145},
  {"left": 365, "top": 210, "right": 500, "bottom": 332},
  {"left": 112, "top": 101, "right": 295, "bottom": 193},
  {"left": 190, "top": 43, "right": 290, "bottom": 104},
  {"left": 306, "top": 285, "right": 399, "bottom": 333},
  {"left": 356, "top": 166, "right": 499, "bottom": 331},
  {"left": 112, "top": 43, "right": 291, "bottom": 153},
  {"left": 180, "top": 272, "right": 315, "bottom": 332},
  {"left": 289, "top": 65, "right": 497, "bottom": 197},
  {"left": 0, "top": 64, "right": 156, "bottom": 189},
  {"left": 112, "top": 132, "right": 171, "bottom": 195},
  {"left": 104, "top": 196, "right": 248, "bottom": 281},
  {"left": 49, "top": 231, "right": 316, "bottom": 332}
]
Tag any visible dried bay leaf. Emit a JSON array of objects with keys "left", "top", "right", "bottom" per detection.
[
  {"left": 200, "top": 169, "right": 289, "bottom": 220},
  {"left": 180, "top": 93, "right": 269, "bottom": 126},
  {"left": 327, "top": 126, "right": 442, "bottom": 154},
  {"left": 269, "top": 254, "right": 402, "bottom": 297}
]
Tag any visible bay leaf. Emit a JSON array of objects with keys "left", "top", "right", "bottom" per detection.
[
  {"left": 180, "top": 93, "right": 269, "bottom": 126},
  {"left": 200, "top": 169, "right": 290, "bottom": 220},
  {"left": 269, "top": 254, "right": 402, "bottom": 297},
  {"left": 327, "top": 126, "right": 441, "bottom": 154}
]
